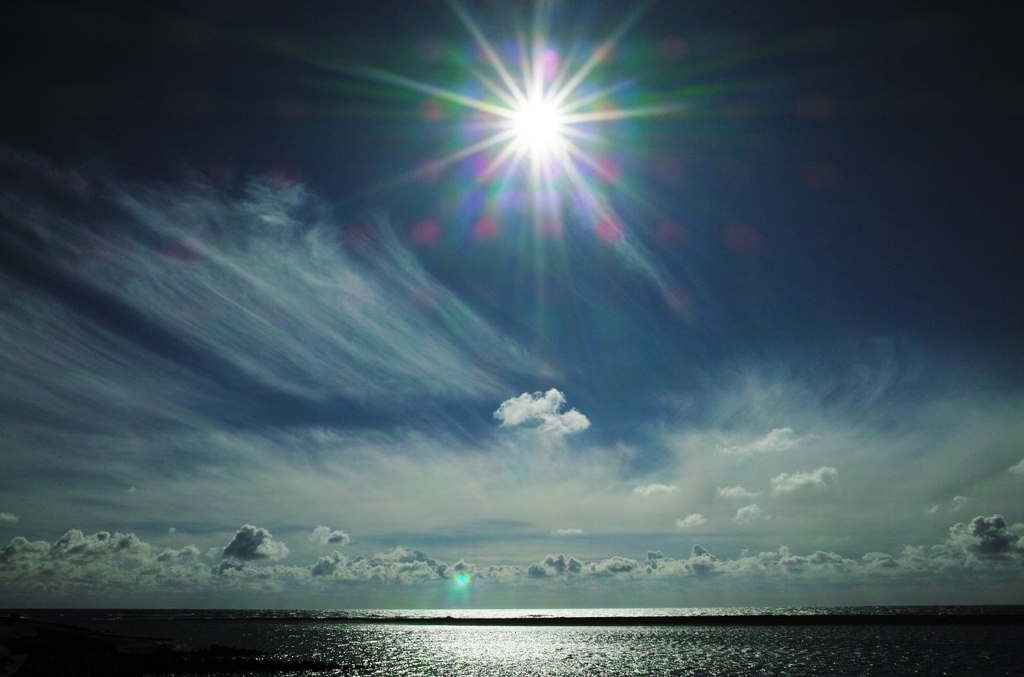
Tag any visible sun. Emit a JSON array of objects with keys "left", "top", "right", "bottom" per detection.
[
  {"left": 511, "top": 98, "right": 566, "bottom": 160},
  {"left": 317, "top": 0, "right": 683, "bottom": 240}
]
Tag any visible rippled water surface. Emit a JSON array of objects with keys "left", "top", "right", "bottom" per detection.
[{"left": 24, "top": 608, "right": 1023, "bottom": 676}]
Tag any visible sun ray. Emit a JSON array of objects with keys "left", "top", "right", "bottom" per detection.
[
  {"left": 463, "top": 64, "right": 522, "bottom": 110},
  {"left": 348, "top": 128, "right": 520, "bottom": 200},
  {"left": 562, "top": 102, "right": 688, "bottom": 124},
  {"left": 318, "top": 59, "right": 516, "bottom": 119},
  {"left": 446, "top": 0, "right": 528, "bottom": 106},
  {"left": 476, "top": 140, "right": 525, "bottom": 184},
  {"left": 548, "top": 0, "right": 656, "bottom": 109},
  {"left": 308, "top": 0, "right": 684, "bottom": 298}
]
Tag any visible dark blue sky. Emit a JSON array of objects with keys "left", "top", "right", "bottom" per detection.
[{"left": 0, "top": 0, "right": 1022, "bottom": 607}]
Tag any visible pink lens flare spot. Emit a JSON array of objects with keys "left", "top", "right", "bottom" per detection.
[
  {"left": 655, "top": 220, "right": 688, "bottom": 245},
  {"left": 473, "top": 216, "right": 498, "bottom": 241},
  {"left": 343, "top": 223, "right": 375, "bottom": 252},
  {"left": 792, "top": 96, "right": 837, "bottom": 119},
  {"left": 417, "top": 163, "right": 443, "bottom": 185},
  {"left": 724, "top": 223, "right": 762, "bottom": 252},
  {"left": 595, "top": 216, "right": 623, "bottom": 242},
  {"left": 412, "top": 219, "right": 442, "bottom": 246},
  {"left": 801, "top": 161, "right": 842, "bottom": 188},
  {"left": 265, "top": 162, "right": 302, "bottom": 186},
  {"left": 167, "top": 94, "right": 213, "bottom": 120},
  {"left": 595, "top": 157, "right": 620, "bottom": 184},
  {"left": 409, "top": 285, "right": 437, "bottom": 308},
  {"left": 541, "top": 49, "right": 559, "bottom": 80},
  {"left": 664, "top": 287, "right": 695, "bottom": 318},
  {"left": 269, "top": 98, "right": 308, "bottom": 120},
  {"left": 417, "top": 39, "right": 445, "bottom": 63},
  {"left": 471, "top": 154, "right": 495, "bottom": 182},
  {"left": 658, "top": 35, "right": 687, "bottom": 61},
  {"left": 419, "top": 99, "right": 444, "bottom": 122},
  {"left": 652, "top": 154, "right": 685, "bottom": 185},
  {"left": 537, "top": 219, "right": 562, "bottom": 237},
  {"left": 161, "top": 238, "right": 203, "bottom": 262}
]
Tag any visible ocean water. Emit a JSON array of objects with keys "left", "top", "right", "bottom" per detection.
[{"left": 19, "top": 607, "right": 1023, "bottom": 676}]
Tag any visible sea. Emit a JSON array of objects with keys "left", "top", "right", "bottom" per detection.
[{"left": 13, "top": 606, "right": 1023, "bottom": 676}]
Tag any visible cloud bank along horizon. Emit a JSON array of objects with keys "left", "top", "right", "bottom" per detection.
[{"left": 1, "top": 148, "right": 1023, "bottom": 607}]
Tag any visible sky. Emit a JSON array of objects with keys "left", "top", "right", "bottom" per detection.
[{"left": 0, "top": 0, "right": 1022, "bottom": 608}]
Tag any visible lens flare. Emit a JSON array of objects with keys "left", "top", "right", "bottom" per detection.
[
  {"left": 512, "top": 98, "right": 565, "bottom": 159},
  {"left": 314, "top": 0, "right": 681, "bottom": 245}
]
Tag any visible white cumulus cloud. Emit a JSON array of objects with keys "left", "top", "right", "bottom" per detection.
[
  {"left": 771, "top": 466, "right": 838, "bottom": 494},
  {"left": 951, "top": 495, "right": 974, "bottom": 512},
  {"left": 717, "top": 427, "right": 805, "bottom": 456},
  {"left": 675, "top": 513, "right": 706, "bottom": 530},
  {"left": 1010, "top": 459, "right": 1024, "bottom": 476},
  {"left": 551, "top": 528, "right": 583, "bottom": 536},
  {"left": 494, "top": 388, "right": 590, "bottom": 435},
  {"left": 0, "top": 512, "right": 19, "bottom": 524},
  {"left": 310, "top": 525, "right": 350, "bottom": 546},
  {"left": 734, "top": 504, "right": 763, "bottom": 523},
  {"left": 222, "top": 524, "right": 289, "bottom": 561},
  {"left": 715, "top": 486, "right": 759, "bottom": 500}
]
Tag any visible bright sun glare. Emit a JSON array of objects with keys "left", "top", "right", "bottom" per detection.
[
  {"left": 512, "top": 98, "right": 565, "bottom": 158},
  {"left": 325, "top": 1, "right": 680, "bottom": 237}
]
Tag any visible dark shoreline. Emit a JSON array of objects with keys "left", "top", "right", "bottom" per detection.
[
  {"left": 6, "top": 609, "right": 1024, "bottom": 628},
  {"left": 15, "top": 613, "right": 1021, "bottom": 627},
  {"left": 227, "top": 613, "right": 1024, "bottom": 626}
]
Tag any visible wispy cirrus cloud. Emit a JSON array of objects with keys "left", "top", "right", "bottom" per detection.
[{"left": 0, "top": 148, "right": 534, "bottom": 434}]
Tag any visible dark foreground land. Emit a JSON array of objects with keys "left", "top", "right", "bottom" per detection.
[{"left": 0, "top": 615, "right": 344, "bottom": 676}]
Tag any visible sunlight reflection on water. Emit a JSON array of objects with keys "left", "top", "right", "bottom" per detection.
[
  {"left": 30, "top": 609, "right": 1023, "bottom": 676},
  {"left": 270, "top": 623, "right": 1019, "bottom": 676}
]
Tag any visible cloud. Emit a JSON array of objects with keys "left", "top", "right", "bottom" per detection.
[
  {"left": 2, "top": 512, "right": 1024, "bottom": 601},
  {"left": 715, "top": 486, "right": 759, "bottom": 500},
  {"left": 0, "top": 512, "right": 18, "bottom": 524},
  {"left": 675, "top": 513, "right": 706, "bottom": 530},
  {"left": 526, "top": 553, "right": 584, "bottom": 578},
  {"left": 0, "top": 147, "right": 534, "bottom": 438},
  {"left": 1009, "top": 459, "right": 1024, "bottom": 476},
  {"left": 946, "top": 515, "right": 1020, "bottom": 556},
  {"left": 222, "top": 525, "right": 289, "bottom": 561},
  {"left": 310, "top": 526, "right": 350, "bottom": 546},
  {"left": 771, "top": 467, "right": 838, "bottom": 494},
  {"left": 734, "top": 504, "right": 763, "bottom": 523},
  {"left": 551, "top": 528, "right": 583, "bottom": 536},
  {"left": 717, "top": 427, "right": 806, "bottom": 456},
  {"left": 632, "top": 483, "right": 680, "bottom": 497},
  {"left": 493, "top": 389, "right": 590, "bottom": 435},
  {"left": 927, "top": 505, "right": 940, "bottom": 515},
  {"left": 310, "top": 550, "right": 347, "bottom": 577},
  {"left": 951, "top": 496, "right": 974, "bottom": 512}
]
